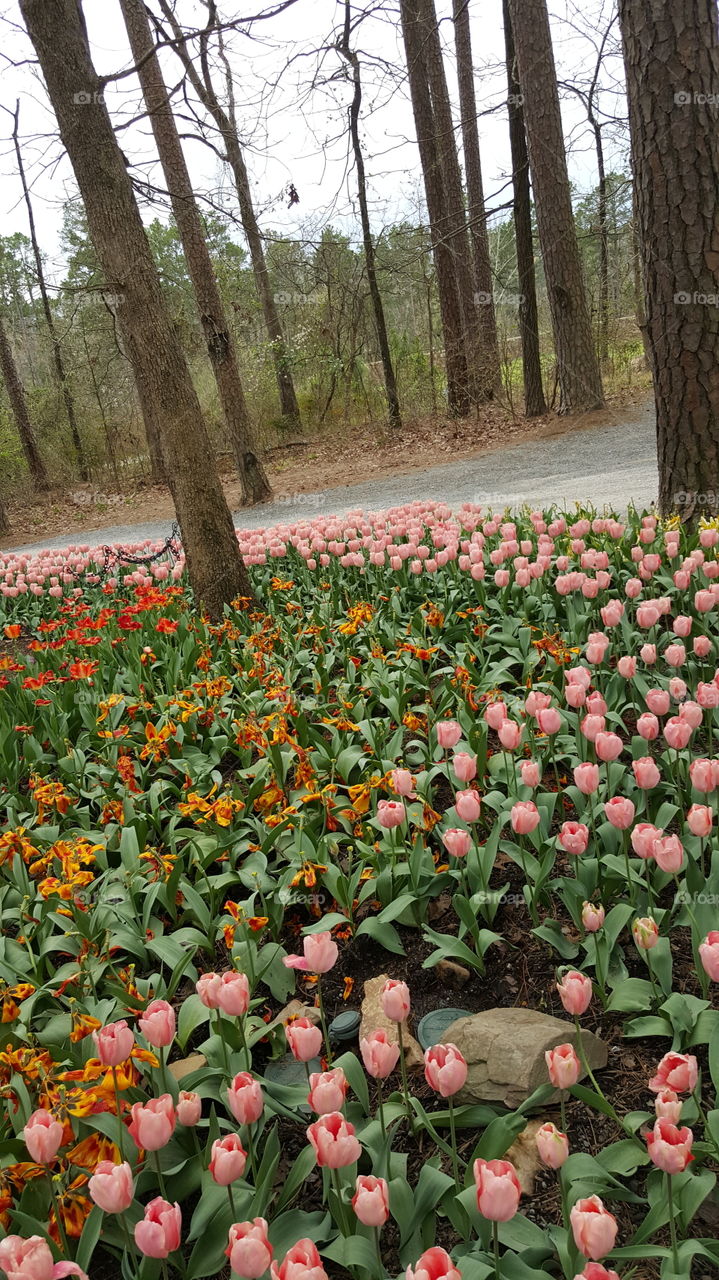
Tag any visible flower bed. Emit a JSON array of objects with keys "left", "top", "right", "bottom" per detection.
[{"left": 0, "top": 501, "right": 718, "bottom": 1280}]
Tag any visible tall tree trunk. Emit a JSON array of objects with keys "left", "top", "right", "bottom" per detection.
[
  {"left": 19, "top": 0, "right": 251, "bottom": 616},
  {"left": 593, "top": 121, "right": 609, "bottom": 363},
  {"left": 503, "top": 0, "right": 546, "bottom": 417},
  {"left": 399, "top": 0, "right": 470, "bottom": 415},
  {"left": 0, "top": 492, "right": 9, "bottom": 535},
  {"left": 0, "top": 312, "right": 50, "bottom": 491},
  {"left": 506, "top": 0, "right": 604, "bottom": 413},
  {"left": 12, "top": 102, "right": 89, "bottom": 480},
  {"left": 452, "top": 0, "right": 501, "bottom": 399},
  {"left": 119, "top": 0, "right": 270, "bottom": 505},
  {"left": 618, "top": 0, "right": 719, "bottom": 519},
  {"left": 338, "top": 2, "right": 401, "bottom": 429},
  {"left": 156, "top": 0, "right": 301, "bottom": 430}
]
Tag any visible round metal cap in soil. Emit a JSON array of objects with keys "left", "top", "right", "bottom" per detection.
[
  {"left": 417, "top": 1008, "right": 472, "bottom": 1051},
  {"left": 329, "top": 1010, "right": 361, "bottom": 1042},
  {"left": 263, "top": 1054, "right": 321, "bottom": 1086}
]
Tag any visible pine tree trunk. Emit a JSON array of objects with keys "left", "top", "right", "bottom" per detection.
[
  {"left": 503, "top": 0, "right": 546, "bottom": 417},
  {"left": 156, "top": 0, "right": 301, "bottom": 430},
  {"left": 0, "top": 493, "right": 9, "bottom": 535},
  {"left": 19, "top": 0, "right": 251, "bottom": 616},
  {"left": 453, "top": 0, "right": 501, "bottom": 399},
  {"left": 506, "top": 0, "right": 604, "bottom": 414},
  {"left": 594, "top": 121, "right": 610, "bottom": 363},
  {"left": 399, "top": 0, "right": 470, "bottom": 415},
  {"left": 119, "top": 0, "right": 270, "bottom": 505},
  {"left": 12, "top": 103, "right": 89, "bottom": 480},
  {"left": 339, "top": 4, "right": 401, "bottom": 429},
  {"left": 618, "top": 0, "right": 719, "bottom": 519},
  {"left": 0, "top": 312, "right": 50, "bottom": 491}
]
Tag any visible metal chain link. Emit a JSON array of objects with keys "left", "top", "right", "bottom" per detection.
[{"left": 63, "top": 522, "right": 183, "bottom": 588}]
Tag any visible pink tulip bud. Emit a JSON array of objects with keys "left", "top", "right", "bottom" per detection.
[
  {"left": 286, "top": 1017, "right": 323, "bottom": 1063},
  {"left": 226, "top": 1218, "right": 273, "bottom": 1279},
  {"left": 580, "top": 714, "right": 605, "bottom": 743},
  {"left": 88, "top": 1160, "right": 134, "bottom": 1213},
  {"left": 307, "top": 1112, "right": 361, "bottom": 1168},
  {"left": 557, "top": 970, "right": 593, "bottom": 1016},
  {"left": 436, "top": 720, "right": 462, "bottom": 749},
  {"left": 664, "top": 717, "right": 692, "bottom": 750},
  {"left": 92, "top": 1019, "right": 135, "bottom": 1067},
  {"left": 473, "top": 1158, "right": 522, "bottom": 1221},
  {"left": 617, "top": 656, "right": 636, "bottom": 678},
  {"left": 636, "top": 712, "right": 659, "bottom": 740},
  {"left": 23, "top": 1109, "right": 64, "bottom": 1164},
  {"left": 603, "top": 797, "right": 635, "bottom": 830},
  {"left": 128, "top": 1094, "right": 176, "bottom": 1151},
  {"left": 210, "top": 1133, "right": 247, "bottom": 1185},
  {"left": 537, "top": 707, "right": 561, "bottom": 735},
  {"left": 0, "top": 1237, "right": 88, "bottom": 1280},
  {"left": 581, "top": 902, "right": 605, "bottom": 933},
  {"left": 645, "top": 688, "right": 670, "bottom": 715},
  {"left": 390, "top": 768, "right": 416, "bottom": 797},
  {"left": 573, "top": 1264, "right": 620, "bottom": 1280},
  {"left": 535, "top": 1122, "right": 569, "bottom": 1169},
  {"left": 484, "top": 702, "right": 507, "bottom": 730},
  {"left": 196, "top": 972, "right": 223, "bottom": 1009},
  {"left": 511, "top": 800, "right": 540, "bottom": 835},
  {"left": 380, "top": 978, "right": 410, "bottom": 1022},
  {"left": 283, "top": 931, "right": 338, "bottom": 974},
  {"left": 632, "top": 917, "right": 659, "bottom": 950},
  {"left": 360, "top": 1028, "right": 400, "bottom": 1078},
  {"left": 307, "top": 1068, "right": 348, "bottom": 1115},
  {"left": 646, "top": 1118, "right": 694, "bottom": 1173},
  {"left": 586, "top": 691, "right": 607, "bottom": 716},
  {"left": 377, "top": 799, "right": 406, "bottom": 829},
  {"left": 545, "top": 1043, "right": 581, "bottom": 1088},
  {"left": 574, "top": 763, "right": 599, "bottom": 795},
  {"left": 653, "top": 834, "right": 684, "bottom": 873},
  {"left": 352, "top": 1175, "right": 390, "bottom": 1227},
  {"left": 442, "top": 827, "right": 471, "bottom": 859},
  {"left": 217, "top": 971, "right": 251, "bottom": 1017},
  {"left": 655, "top": 1089, "right": 682, "bottom": 1123},
  {"left": 423, "top": 1043, "right": 468, "bottom": 1097},
  {"left": 669, "top": 677, "right": 688, "bottom": 701},
  {"left": 632, "top": 757, "right": 661, "bottom": 789},
  {"left": 558, "top": 821, "right": 589, "bottom": 856},
  {"left": 134, "top": 1197, "right": 182, "bottom": 1258},
  {"left": 687, "top": 804, "right": 713, "bottom": 837},
  {"left": 649, "top": 1051, "right": 698, "bottom": 1094},
  {"left": 595, "top": 731, "right": 623, "bottom": 762},
  {"left": 455, "top": 789, "right": 481, "bottom": 822},
  {"left": 630, "top": 821, "right": 662, "bottom": 859},
  {"left": 138, "top": 999, "right": 176, "bottom": 1047},
  {"left": 227, "top": 1073, "right": 264, "bottom": 1125},
  {"left": 176, "top": 1091, "right": 202, "bottom": 1126},
  {"left": 520, "top": 760, "right": 540, "bottom": 788},
  {"left": 640, "top": 643, "right": 656, "bottom": 663},
  {"left": 271, "top": 1239, "right": 328, "bottom": 1280},
  {"left": 452, "top": 752, "right": 477, "bottom": 783},
  {"left": 570, "top": 1195, "right": 618, "bottom": 1260},
  {"left": 690, "top": 758, "right": 716, "bottom": 792},
  {"left": 694, "top": 635, "right": 712, "bottom": 657},
  {"left": 405, "top": 1247, "right": 461, "bottom": 1280},
  {"left": 699, "top": 931, "right": 719, "bottom": 981}
]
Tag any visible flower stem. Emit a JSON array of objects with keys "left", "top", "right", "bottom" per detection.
[
  {"left": 111, "top": 1065, "right": 126, "bottom": 1158},
  {"left": 397, "top": 1023, "right": 413, "bottom": 1130},
  {"left": 331, "top": 1167, "right": 350, "bottom": 1236},
  {"left": 492, "top": 1221, "right": 500, "bottom": 1280},
  {"left": 227, "top": 1183, "right": 237, "bottom": 1218},
  {"left": 448, "top": 1096, "right": 461, "bottom": 1187},
  {"left": 316, "top": 976, "right": 333, "bottom": 1066},
  {"left": 153, "top": 1149, "right": 168, "bottom": 1200},
  {"left": 214, "top": 1010, "right": 232, "bottom": 1078},
  {"left": 666, "top": 1172, "right": 680, "bottom": 1272},
  {"left": 46, "top": 1171, "right": 71, "bottom": 1258}
]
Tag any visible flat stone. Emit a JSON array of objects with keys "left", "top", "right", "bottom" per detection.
[
  {"left": 436, "top": 960, "right": 471, "bottom": 987},
  {"left": 360, "top": 974, "right": 424, "bottom": 1070},
  {"left": 168, "top": 1053, "right": 206, "bottom": 1082},
  {"left": 444, "top": 1007, "right": 607, "bottom": 1109},
  {"left": 505, "top": 1119, "right": 546, "bottom": 1194}
]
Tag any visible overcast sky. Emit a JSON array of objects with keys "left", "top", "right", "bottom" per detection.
[{"left": 0, "top": 0, "right": 628, "bottom": 282}]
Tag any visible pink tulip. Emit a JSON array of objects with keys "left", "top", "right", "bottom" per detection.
[
  {"left": 645, "top": 689, "right": 670, "bottom": 715},
  {"left": 511, "top": 801, "right": 540, "bottom": 835},
  {"left": 679, "top": 700, "right": 703, "bottom": 728},
  {"left": 565, "top": 683, "right": 587, "bottom": 708},
  {"left": 196, "top": 972, "right": 223, "bottom": 1009},
  {"left": 436, "top": 720, "right": 462, "bottom": 749},
  {"left": 687, "top": 804, "right": 713, "bottom": 837},
  {"left": 535, "top": 1122, "right": 569, "bottom": 1168},
  {"left": 271, "top": 1239, "right": 328, "bottom": 1280},
  {"left": 210, "top": 1134, "right": 248, "bottom": 1185},
  {"left": 604, "top": 797, "right": 635, "bottom": 830},
  {"left": 537, "top": 707, "right": 561, "bottom": 735},
  {"left": 134, "top": 1197, "right": 182, "bottom": 1259},
  {"left": 360, "top": 1028, "right": 400, "bottom": 1078},
  {"left": 694, "top": 635, "right": 712, "bottom": 657},
  {"left": 352, "top": 1175, "right": 390, "bottom": 1227},
  {"left": 649, "top": 1052, "right": 698, "bottom": 1094},
  {"left": 586, "top": 691, "right": 607, "bottom": 716},
  {"left": 669, "top": 677, "right": 688, "bottom": 702},
  {"left": 92, "top": 1019, "right": 134, "bottom": 1067},
  {"left": 699, "top": 931, "right": 719, "bottom": 981},
  {"left": 138, "top": 999, "right": 176, "bottom": 1047},
  {"left": 405, "top": 1248, "right": 461, "bottom": 1280},
  {"left": 452, "top": 752, "right": 477, "bottom": 783},
  {"left": 23, "top": 1109, "right": 64, "bottom": 1164},
  {"left": 632, "top": 758, "right": 661, "bottom": 789},
  {"left": 664, "top": 718, "right": 692, "bottom": 750},
  {"left": 616, "top": 656, "right": 636, "bottom": 678},
  {"left": 380, "top": 978, "right": 410, "bottom": 1022},
  {"left": 473, "top": 1158, "right": 522, "bottom": 1221},
  {"left": 424, "top": 1043, "right": 468, "bottom": 1097},
  {"left": 455, "top": 789, "right": 481, "bottom": 822},
  {"left": 520, "top": 760, "right": 540, "bottom": 788},
  {"left": 228, "top": 1073, "right": 264, "bottom": 1125},
  {"left": 88, "top": 1160, "right": 134, "bottom": 1213},
  {"left": 636, "top": 712, "right": 659, "bottom": 740},
  {"left": 655, "top": 1089, "right": 682, "bottom": 1123},
  {"left": 176, "top": 1091, "right": 202, "bottom": 1126},
  {"left": 646, "top": 1119, "right": 694, "bottom": 1173},
  {"left": 216, "top": 971, "right": 251, "bottom": 1017},
  {"left": 640, "top": 643, "right": 656, "bottom": 663},
  {"left": 690, "top": 758, "right": 716, "bottom": 792},
  {"left": 664, "top": 642, "right": 686, "bottom": 667},
  {"left": 286, "top": 1017, "right": 323, "bottom": 1063},
  {"left": 391, "top": 768, "right": 416, "bottom": 797},
  {"left": 307, "top": 1068, "right": 348, "bottom": 1115},
  {"left": 558, "top": 821, "right": 589, "bottom": 856},
  {"left": 653, "top": 834, "right": 684, "bottom": 873},
  {"left": 574, "top": 763, "right": 599, "bottom": 795},
  {"left": 595, "top": 732, "right": 623, "bottom": 762},
  {"left": 0, "top": 1237, "right": 88, "bottom": 1280},
  {"left": 498, "top": 719, "right": 523, "bottom": 750},
  {"left": 570, "top": 1195, "right": 618, "bottom": 1260},
  {"left": 128, "top": 1094, "right": 176, "bottom": 1151},
  {"left": 484, "top": 702, "right": 507, "bottom": 730},
  {"left": 581, "top": 902, "right": 605, "bottom": 933},
  {"left": 557, "top": 970, "right": 593, "bottom": 1016},
  {"left": 226, "top": 1219, "right": 273, "bottom": 1279},
  {"left": 581, "top": 714, "right": 606, "bottom": 742},
  {"left": 632, "top": 917, "right": 659, "bottom": 950},
  {"left": 567, "top": 665, "right": 592, "bottom": 689},
  {"left": 377, "top": 799, "right": 406, "bottom": 829},
  {"left": 630, "top": 822, "right": 662, "bottom": 859},
  {"left": 283, "top": 931, "right": 338, "bottom": 974},
  {"left": 307, "top": 1112, "right": 361, "bottom": 1168},
  {"left": 442, "top": 828, "right": 471, "bottom": 859},
  {"left": 573, "top": 1266, "right": 620, "bottom": 1280}
]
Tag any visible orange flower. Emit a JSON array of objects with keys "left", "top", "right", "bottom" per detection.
[
  {"left": 156, "top": 617, "right": 179, "bottom": 633},
  {"left": 70, "top": 1013, "right": 102, "bottom": 1043},
  {"left": 65, "top": 1134, "right": 118, "bottom": 1170},
  {"left": 3, "top": 624, "right": 21, "bottom": 639},
  {"left": 68, "top": 660, "right": 98, "bottom": 679}
]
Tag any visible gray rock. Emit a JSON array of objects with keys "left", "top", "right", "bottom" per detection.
[{"left": 445, "top": 1007, "right": 607, "bottom": 1109}]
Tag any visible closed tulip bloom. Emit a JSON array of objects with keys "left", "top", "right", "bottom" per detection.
[
  {"left": 526, "top": 690, "right": 551, "bottom": 717},
  {"left": 391, "top": 768, "right": 416, "bottom": 797},
  {"left": 452, "top": 752, "right": 477, "bottom": 783},
  {"left": 377, "top": 799, "right": 406, "bottom": 829},
  {"left": 653, "top": 834, "right": 684, "bottom": 873},
  {"left": 286, "top": 1017, "right": 323, "bottom": 1063},
  {"left": 632, "top": 917, "right": 659, "bottom": 950},
  {"left": 664, "top": 718, "right": 692, "bottom": 750},
  {"left": 581, "top": 902, "right": 605, "bottom": 933},
  {"left": 228, "top": 1073, "right": 264, "bottom": 1125},
  {"left": 405, "top": 1247, "right": 461, "bottom": 1280},
  {"left": 595, "top": 732, "right": 623, "bottom": 762},
  {"left": 176, "top": 1091, "right": 202, "bottom": 1126},
  {"left": 308, "top": 1068, "right": 348, "bottom": 1115},
  {"left": 646, "top": 689, "right": 670, "bottom": 715},
  {"left": 215, "top": 972, "right": 251, "bottom": 1017},
  {"left": 498, "top": 719, "right": 523, "bottom": 749},
  {"left": 484, "top": 702, "right": 507, "bottom": 730},
  {"left": 196, "top": 972, "right": 223, "bottom": 1009},
  {"left": 210, "top": 1134, "right": 248, "bottom": 1185},
  {"left": 630, "top": 822, "right": 662, "bottom": 859},
  {"left": 283, "top": 931, "right": 338, "bottom": 974},
  {"left": 381, "top": 979, "right": 410, "bottom": 1022},
  {"left": 604, "top": 797, "right": 635, "bottom": 830},
  {"left": 93, "top": 1019, "right": 134, "bottom": 1067},
  {"left": 352, "top": 1175, "right": 390, "bottom": 1227},
  {"left": 307, "top": 1112, "right": 361, "bottom": 1168},
  {"left": 636, "top": 712, "right": 659, "bottom": 740},
  {"left": 436, "top": 720, "right": 462, "bottom": 748},
  {"left": 640, "top": 643, "right": 656, "bottom": 663},
  {"left": 473, "top": 1158, "right": 522, "bottom": 1221},
  {"left": 647, "top": 1119, "right": 694, "bottom": 1173},
  {"left": 520, "top": 760, "right": 540, "bottom": 788},
  {"left": 226, "top": 1219, "right": 273, "bottom": 1279},
  {"left": 574, "top": 763, "right": 599, "bottom": 795},
  {"left": 699, "top": 931, "right": 719, "bottom": 981},
  {"left": 694, "top": 635, "right": 713, "bottom": 657},
  {"left": 455, "top": 789, "right": 481, "bottom": 822},
  {"left": 360, "top": 1028, "right": 400, "bottom": 1078},
  {"left": 23, "top": 1109, "right": 64, "bottom": 1164},
  {"left": 637, "top": 603, "right": 660, "bottom": 628},
  {"left": 567, "top": 666, "right": 592, "bottom": 689},
  {"left": 511, "top": 800, "right": 540, "bottom": 835},
  {"left": 442, "top": 827, "right": 472, "bottom": 858},
  {"left": 655, "top": 1090, "right": 682, "bottom": 1123},
  {"left": 570, "top": 1196, "right": 618, "bottom": 1260},
  {"left": 138, "top": 999, "right": 176, "bottom": 1047},
  {"left": 0, "top": 1236, "right": 88, "bottom": 1280},
  {"left": 128, "top": 1095, "right": 176, "bottom": 1151},
  {"left": 424, "top": 1043, "right": 468, "bottom": 1097},
  {"left": 558, "top": 821, "right": 589, "bottom": 856},
  {"left": 270, "top": 1239, "right": 328, "bottom": 1280},
  {"left": 697, "top": 681, "right": 719, "bottom": 707},
  {"left": 687, "top": 804, "right": 713, "bottom": 837},
  {"left": 565, "top": 683, "right": 587, "bottom": 708},
  {"left": 617, "top": 655, "right": 636, "bottom": 678},
  {"left": 580, "top": 714, "right": 605, "bottom": 742},
  {"left": 632, "top": 757, "right": 661, "bottom": 790},
  {"left": 664, "top": 642, "right": 686, "bottom": 667},
  {"left": 88, "top": 1160, "right": 134, "bottom": 1214},
  {"left": 690, "top": 758, "right": 716, "bottom": 792},
  {"left": 573, "top": 1266, "right": 620, "bottom": 1280},
  {"left": 537, "top": 707, "right": 562, "bottom": 734},
  {"left": 557, "top": 970, "right": 593, "bottom": 1015},
  {"left": 535, "top": 1122, "right": 569, "bottom": 1169},
  {"left": 668, "top": 676, "right": 687, "bottom": 702},
  {"left": 134, "top": 1197, "right": 182, "bottom": 1259},
  {"left": 649, "top": 1052, "right": 698, "bottom": 1094},
  {"left": 679, "top": 700, "right": 703, "bottom": 729}
]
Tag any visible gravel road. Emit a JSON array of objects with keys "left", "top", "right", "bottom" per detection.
[{"left": 7, "top": 401, "right": 657, "bottom": 554}]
